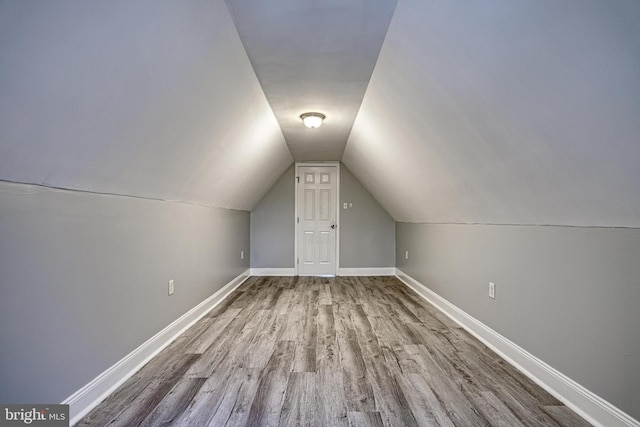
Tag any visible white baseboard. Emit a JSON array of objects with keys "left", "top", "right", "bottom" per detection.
[
  {"left": 250, "top": 268, "right": 296, "bottom": 276},
  {"left": 63, "top": 269, "right": 250, "bottom": 426},
  {"left": 395, "top": 269, "right": 640, "bottom": 427},
  {"left": 250, "top": 267, "right": 395, "bottom": 277},
  {"left": 338, "top": 267, "right": 396, "bottom": 276}
]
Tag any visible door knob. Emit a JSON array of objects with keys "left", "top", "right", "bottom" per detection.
[{"left": 330, "top": 224, "right": 336, "bottom": 229}]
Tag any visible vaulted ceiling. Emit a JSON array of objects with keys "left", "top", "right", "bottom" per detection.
[
  {"left": 1, "top": 0, "right": 639, "bottom": 226},
  {"left": 225, "top": 0, "right": 397, "bottom": 161},
  {"left": 0, "top": 0, "right": 292, "bottom": 210},
  {"left": 344, "top": 0, "right": 640, "bottom": 226}
]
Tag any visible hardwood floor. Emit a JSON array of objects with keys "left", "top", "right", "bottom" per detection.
[{"left": 78, "top": 276, "right": 591, "bottom": 426}]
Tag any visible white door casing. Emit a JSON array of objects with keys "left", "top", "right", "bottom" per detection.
[{"left": 295, "top": 164, "right": 339, "bottom": 276}]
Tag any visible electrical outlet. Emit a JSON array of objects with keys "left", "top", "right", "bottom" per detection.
[
  {"left": 489, "top": 282, "right": 495, "bottom": 299},
  {"left": 349, "top": 202, "right": 353, "bottom": 208},
  {"left": 405, "top": 250, "right": 409, "bottom": 259},
  {"left": 168, "top": 279, "right": 175, "bottom": 296},
  {"left": 241, "top": 250, "right": 244, "bottom": 260}
]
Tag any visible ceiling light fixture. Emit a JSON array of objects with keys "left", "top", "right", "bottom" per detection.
[{"left": 300, "top": 112, "right": 325, "bottom": 129}]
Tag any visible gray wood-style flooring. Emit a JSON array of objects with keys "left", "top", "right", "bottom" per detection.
[{"left": 78, "top": 276, "right": 591, "bottom": 426}]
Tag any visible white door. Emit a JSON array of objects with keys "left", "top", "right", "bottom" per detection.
[{"left": 297, "top": 166, "right": 338, "bottom": 276}]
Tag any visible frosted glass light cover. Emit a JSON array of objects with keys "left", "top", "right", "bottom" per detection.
[{"left": 301, "top": 113, "right": 325, "bottom": 128}]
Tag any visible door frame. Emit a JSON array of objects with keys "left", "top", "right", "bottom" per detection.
[{"left": 294, "top": 162, "right": 340, "bottom": 276}]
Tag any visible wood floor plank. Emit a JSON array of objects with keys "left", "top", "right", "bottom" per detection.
[
  {"left": 183, "top": 308, "right": 242, "bottom": 354},
  {"left": 316, "top": 304, "right": 340, "bottom": 372},
  {"left": 470, "top": 391, "right": 526, "bottom": 427},
  {"left": 315, "top": 370, "right": 348, "bottom": 427},
  {"left": 279, "top": 372, "right": 316, "bottom": 426},
  {"left": 386, "top": 313, "right": 423, "bottom": 345},
  {"left": 494, "top": 386, "right": 559, "bottom": 426},
  {"left": 543, "top": 406, "right": 593, "bottom": 427},
  {"left": 369, "top": 315, "right": 416, "bottom": 347},
  {"left": 198, "top": 368, "right": 258, "bottom": 427},
  {"left": 173, "top": 314, "right": 215, "bottom": 345},
  {"left": 232, "top": 280, "right": 270, "bottom": 318},
  {"left": 280, "top": 294, "right": 305, "bottom": 341},
  {"left": 139, "top": 378, "right": 205, "bottom": 427},
  {"left": 274, "top": 289, "right": 295, "bottom": 315},
  {"left": 396, "top": 372, "right": 454, "bottom": 427},
  {"left": 243, "top": 308, "right": 283, "bottom": 368},
  {"left": 332, "top": 301, "right": 353, "bottom": 338},
  {"left": 318, "top": 282, "right": 332, "bottom": 305},
  {"left": 360, "top": 353, "right": 418, "bottom": 427},
  {"left": 338, "top": 333, "right": 376, "bottom": 412},
  {"left": 347, "top": 411, "right": 385, "bottom": 427},
  {"left": 459, "top": 346, "right": 562, "bottom": 407},
  {"left": 382, "top": 344, "right": 421, "bottom": 375},
  {"left": 410, "top": 331, "right": 482, "bottom": 393},
  {"left": 79, "top": 276, "right": 589, "bottom": 427},
  {"left": 378, "top": 289, "right": 421, "bottom": 324},
  {"left": 218, "top": 368, "right": 262, "bottom": 427},
  {"left": 235, "top": 276, "right": 260, "bottom": 292},
  {"left": 172, "top": 356, "right": 243, "bottom": 426},
  {"left": 330, "top": 279, "right": 355, "bottom": 306},
  {"left": 292, "top": 290, "right": 318, "bottom": 372},
  {"left": 388, "top": 282, "right": 451, "bottom": 330},
  {"left": 246, "top": 340, "right": 296, "bottom": 426},
  {"left": 184, "top": 317, "right": 248, "bottom": 378},
  {"left": 349, "top": 305, "right": 382, "bottom": 359},
  {"left": 101, "top": 378, "right": 177, "bottom": 427},
  {"left": 260, "top": 285, "right": 284, "bottom": 310},
  {"left": 136, "top": 353, "right": 200, "bottom": 379},
  {"left": 341, "top": 277, "right": 361, "bottom": 305},
  {"left": 404, "top": 344, "right": 490, "bottom": 426},
  {"left": 76, "top": 375, "right": 153, "bottom": 426},
  {"left": 406, "top": 322, "right": 459, "bottom": 357},
  {"left": 350, "top": 277, "right": 373, "bottom": 303},
  {"left": 207, "top": 289, "right": 245, "bottom": 318},
  {"left": 381, "top": 346, "right": 407, "bottom": 376},
  {"left": 334, "top": 303, "right": 375, "bottom": 412}
]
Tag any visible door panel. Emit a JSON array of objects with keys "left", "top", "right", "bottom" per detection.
[
  {"left": 304, "top": 189, "right": 315, "bottom": 220},
  {"left": 319, "top": 189, "right": 331, "bottom": 221},
  {"left": 319, "top": 231, "right": 330, "bottom": 264},
  {"left": 297, "top": 165, "right": 337, "bottom": 275},
  {"left": 303, "top": 231, "right": 315, "bottom": 264}
]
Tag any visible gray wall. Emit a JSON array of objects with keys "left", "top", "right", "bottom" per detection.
[
  {"left": 0, "top": 181, "right": 249, "bottom": 404},
  {"left": 340, "top": 166, "right": 395, "bottom": 268},
  {"left": 250, "top": 164, "right": 395, "bottom": 269},
  {"left": 250, "top": 165, "right": 295, "bottom": 268},
  {"left": 396, "top": 222, "right": 640, "bottom": 420}
]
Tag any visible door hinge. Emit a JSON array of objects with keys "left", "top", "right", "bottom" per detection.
[
  {"left": 296, "top": 176, "right": 300, "bottom": 183},
  {"left": 297, "top": 258, "right": 299, "bottom": 264},
  {"left": 297, "top": 217, "right": 299, "bottom": 223}
]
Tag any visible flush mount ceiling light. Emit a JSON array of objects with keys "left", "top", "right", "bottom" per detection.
[{"left": 300, "top": 112, "right": 325, "bottom": 129}]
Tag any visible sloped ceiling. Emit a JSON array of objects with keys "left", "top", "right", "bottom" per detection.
[
  {"left": 343, "top": 0, "right": 640, "bottom": 227},
  {"left": 0, "top": 0, "right": 292, "bottom": 211},
  {"left": 1, "top": 1, "right": 639, "bottom": 226},
  {"left": 225, "top": 0, "right": 397, "bottom": 161}
]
